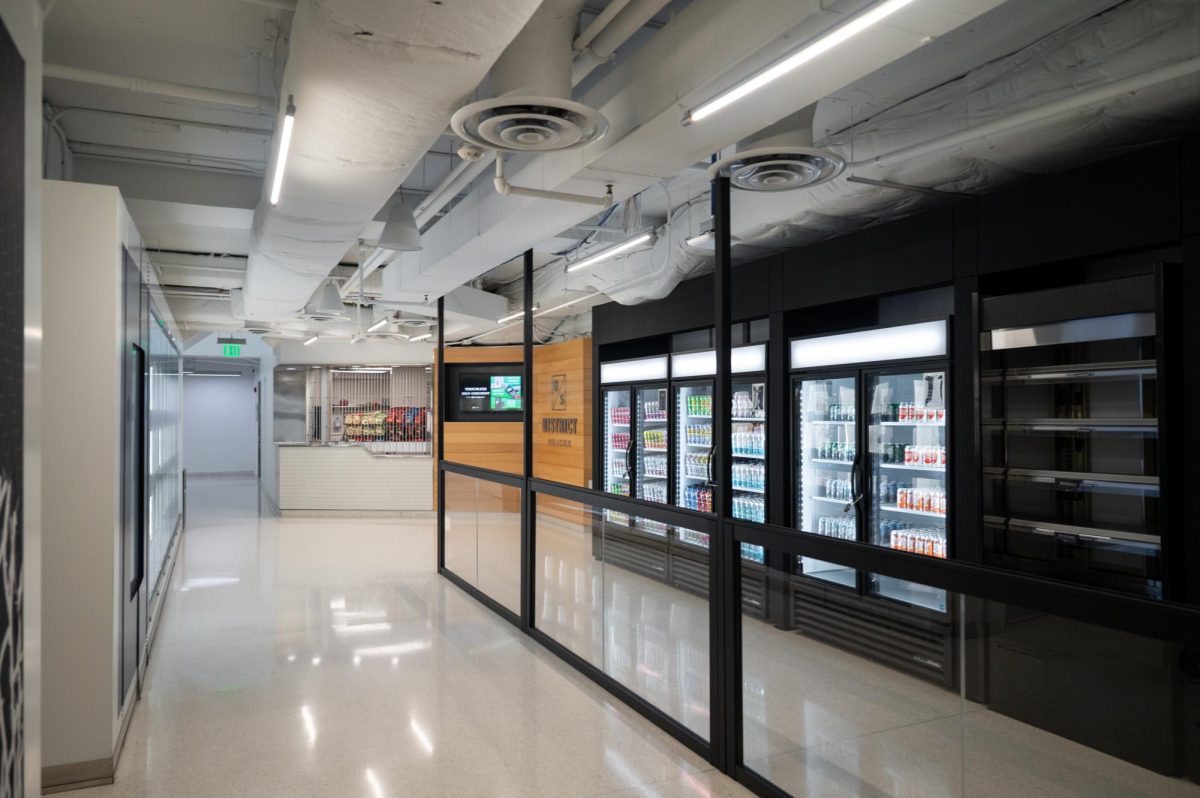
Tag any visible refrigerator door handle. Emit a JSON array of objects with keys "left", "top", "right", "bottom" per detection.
[
  {"left": 844, "top": 450, "right": 865, "bottom": 513},
  {"left": 705, "top": 443, "right": 716, "bottom": 487},
  {"left": 625, "top": 438, "right": 634, "bottom": 481}
]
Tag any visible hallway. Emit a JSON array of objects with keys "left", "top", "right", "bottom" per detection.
[{"left": 78, "top": 477, "right": 749, "bottom": 798}]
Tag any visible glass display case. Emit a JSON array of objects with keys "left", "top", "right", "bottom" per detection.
[
  {"left": 981, "top": 310, "right": 1162, "bottom": 597},
  {"left": 731, "top": 379, "right": 766, "bottom": 523},
  {"left": 866, "top": 370, "right": 949, "bottom": 612},
  {"left": 795, "top": 375, "right": 858, "bottom": 588},
  {"left": 636, "top": 385, "right": 670, "bottom": 504},
  {"left": 603, "top": 387, "right": 632, "bottom": 497},
  {"left": 675, "top": 381, "right": 713, "bottom": 512},
  {"left": 790, "top": 320, "right": 951, "bottom": 612}
]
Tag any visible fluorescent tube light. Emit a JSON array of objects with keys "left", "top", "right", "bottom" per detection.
[
  {"left": 410, "top": 333, "right": 432, "bottom": 342},
  {"left": 497, "top": 304, "right": 539, "bottom": 324},
  {"left": 269, "top": 95, "right": 296, "bottom": 205},
  {"left": 367, "top": 318, "right": 389, "bottom": 333},
  {"left": 303, "top": 335, "right": 319, "bottom": 346},
  {"left": 565, "top": 232, "right": 654, "bottom": 273},
  {"left": 686, "top": 0, "right": 918, "bottom": 124},
  {"left": 791, "top": 320, "right": 946, "bottom": 369}
]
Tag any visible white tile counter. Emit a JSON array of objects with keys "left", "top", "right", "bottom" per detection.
[{"left": 278, "top": 444, "right": 432, "bottom": 513}]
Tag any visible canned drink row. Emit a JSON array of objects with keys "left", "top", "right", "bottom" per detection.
[
  {"left": 643, "top": 429, "right": 667, "bottom": 449},
  {"left": 817, "top": 515, "right": 856, "bottom": 540},
  {"left": 686, "top": 394, "right": 713, "bottom": 417},
  {"left": 825, "top": 478, "right": 852, "bottom": 501},
  {"left": 609, "top": 406, "right": 630, "bottom": 425},
  {"left": 685, "top": 425, "right": 712, "bottom": 446},
  {"left": 640, "top": 482, "right": 668, "bottom": 503},
  {"left": 684, "top": 452, "right": 710, "bottom": 478},
  {"left": 888, "top": 527, "right": 947, "bottom": 558},
  {"left": 683, "top": 485, "right": 712, "bottom": 512},
  {"left": 816, "top": 441, "right": 856, "bottom": 461},
  {"left": 733, "top": 430, "right": 765, "bottom": 456},
  {"left": 827, "top": 402, "right": 856, "bottom": 421},
  {"left": 881, "top": 443, "right": 947, "bottom": 466},
  {"left": 733, "top": 463, "right": 765, "bottom": 491},
  {"left": 644, "top": 454, "right": 667, "bottom": 478},
  {"left": 733, "top": 496, "right": 765, "bottom": 523}
]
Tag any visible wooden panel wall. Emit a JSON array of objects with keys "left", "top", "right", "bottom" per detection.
[
  {"left": 435, "top": 345, "right": 523, "bottom": 475},
  {"left": 532, "top": 338, "right": 594, "bottom": 489},
  {"left": 434, "top": 340, "right": 594, "bottom": 513}
]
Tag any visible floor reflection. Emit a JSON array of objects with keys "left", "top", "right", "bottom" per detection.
[
  {"left": 72, "top": 477, "right": 747, "bottom": 798},
  {"left": 535, "top": 513, "right": 711, "bottom": 741}
]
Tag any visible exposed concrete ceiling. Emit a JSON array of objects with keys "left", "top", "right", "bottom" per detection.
[{"left": 41, "top": 0, "right": 1200, "bottom": 349}]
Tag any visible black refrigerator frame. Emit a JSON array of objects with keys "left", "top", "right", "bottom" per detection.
[{"left": 786, "top": 321, "right": 958, "bottom": 686}]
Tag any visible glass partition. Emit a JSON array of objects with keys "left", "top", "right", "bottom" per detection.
[
  {"left": 147, "top": 313, "right": 181, "bottom": 594},
  {"left": 534, "top": 492, "right": 711, "bottom": 740},
  {"left": 740, "top": 539, "right": 1200, "bottom": 797},
  {"left": 442, "top": 470, "right": 521, "bottom": 615}
]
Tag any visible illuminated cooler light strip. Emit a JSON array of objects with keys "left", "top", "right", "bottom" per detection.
[
  {"left": 669, "top": 345, "right": 768, "bottom": 378},
  {"left": 566, "top": 233, "right": 654, "bottom": 273},
  {"left": 686, "top": 0, "right": 918, "bottom": 123},
  {"left": 269, "top": 95, "right": 296, "bottom": 206},
  {"left": 791, "top": 320, "right": 946, "bottom": 369},
  {"left": 600, "top": 356, "right": 668, "bottom": 384}
]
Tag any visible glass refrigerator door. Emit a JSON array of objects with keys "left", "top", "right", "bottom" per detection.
[
  {"left": 731, "top": 379, "right": 766, "bottom": 523},
  {"left": 603, "top": 388, "right": 632, "bottom": 497},
  {"left": 675, "top": 382, "right": 713, "bottom": 512},
  {"left": 980, "top": 328, "right": 1160, "bottom": 597},
  {"left": 867, "top": 370, "right": 949, "bottom": 613},
  {"left": 795, "top": 376, "right": 858, "bottom": 588},
  {"left": 636, "top": 385, "right": 670, "bottom": 504}
]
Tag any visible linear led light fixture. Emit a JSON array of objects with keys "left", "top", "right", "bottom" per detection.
[
  {"left": 269, "top": 95, "right": 296, "bottom": 205},
  {"left": 303, "top": 334, "right": 319, "bottom": 346},
  {"left": 410, "top": 332, "right": 433, "bottom": 342},
  {"left": 685, "top": 0, "right": 917, "bottom": 124},
  {"left": 367, "top": 317, "right": 390, "bottom": 333},
  {"left": 565, "top": 232, "right": 654, "bottom": 273},
  {"left": 497, "top": 304, "right": 539, "bottom": 324}
]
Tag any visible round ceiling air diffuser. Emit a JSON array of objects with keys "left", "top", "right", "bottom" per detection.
[
  {"left": 451, "top": 96, "right": 608, "bottom": 153},
  {"left": 707, "top": 146, "right": 846, "bottom": 192}
]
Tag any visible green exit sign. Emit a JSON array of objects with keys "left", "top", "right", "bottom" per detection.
[{"left": 222, "top": 343, "right": 242, "bottom": 357}]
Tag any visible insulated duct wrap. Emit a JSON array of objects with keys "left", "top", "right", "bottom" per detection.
[
  {"left": 241, "top": 0, "right": 543, "bottom": 321},
  {"left": 586, "top": 0, "right": 1200, "bottom": 305}
]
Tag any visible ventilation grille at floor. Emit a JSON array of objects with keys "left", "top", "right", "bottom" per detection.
[
  {"left": 604, "top": 536, "right": 668, "bottom": 580},
  {"left": 791, "top": 583, "right": 954, "bottom": 687}
]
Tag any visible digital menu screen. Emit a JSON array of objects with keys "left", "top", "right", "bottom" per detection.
[
  {"left": 488, "top": 375, "right": 522, "bottom": 411},
  {"left": 457, "top": 373, "right": 522, "bottom": 413}
]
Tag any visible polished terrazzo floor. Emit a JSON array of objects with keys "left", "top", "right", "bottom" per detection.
[
  {"left": 76, "top": 477, "right": 751, "bottom": 798},
  {"left": 73, "top": 476, "right": 1199, "bottom": 798}
]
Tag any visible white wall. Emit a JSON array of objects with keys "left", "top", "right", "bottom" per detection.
[
  {"left": 184, "top": 332, "right": 277, "bottom": 501},
  {"left": 41, "top": 181, "right": 123, "bottom": 771},
  {"left": 183, "top": 374, "right": 258, "bottom": 475},
  {"left": 1, "top": 0, "right": 43, "bottom": 792}
]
